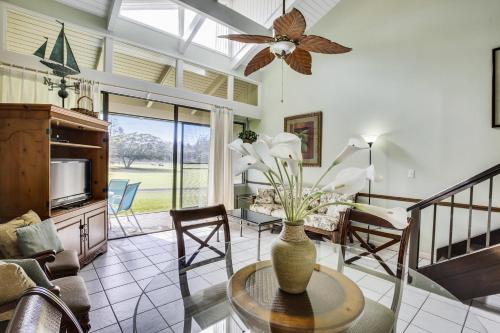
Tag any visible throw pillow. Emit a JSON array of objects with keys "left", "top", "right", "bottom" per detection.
[
  {"left": 0, "top": 261, "right": 36, "bottom": 321},
  {"left": 0, "top": 211, "right": 42, "bottom": 259},
  {"left": 255, "top": 189, "right": 275, "bottom": 204},
  {"left": 0, "top": 216, "right": 38, "bottom": 259},
  {"left": 16, "top": 219, "right": 64, "bottom": 257},
  {"left": 21, "top": 210, "right": 42, "bottom": 225}
]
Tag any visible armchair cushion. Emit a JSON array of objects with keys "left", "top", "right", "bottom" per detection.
[
  {"left": 51, "top": 276, "right": 91, "bottom": 315},
  {"left": 47, "top": 250, "right": 80, "bottom": 278},
  {"left": 16, "top": 219, "right": 64, "bottom": 257},
  {"left": 254, "top": 189, "right": 275, "bottom": 204},
  {"left": 0, "top": 262, "right": 36, "bottom": 321}
]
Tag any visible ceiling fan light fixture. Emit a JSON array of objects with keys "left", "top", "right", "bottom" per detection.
[{"left": 270, "top": 41, "right": 296, "bottom": 57}]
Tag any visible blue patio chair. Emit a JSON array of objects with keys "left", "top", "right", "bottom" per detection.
[
  {"left": 108, "top": 179, "right": 129, "bottom": 207},
  {"left": 109, "top": 182, "right": 143, "bottom": 235}
]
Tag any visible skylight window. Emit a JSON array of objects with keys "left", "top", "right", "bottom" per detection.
[
  {"left": 192, "top": 18, "right": 230, "bottom": 55},
  {"left": 120, "top": 0, "right": 180, "bottom": 36},
  {"left": 120, "top": 1, "right": 235, "bottom": 56}
]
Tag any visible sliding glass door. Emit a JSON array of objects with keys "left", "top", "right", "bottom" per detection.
[
  {"left": 105, "top": 94, "right": 213, "bottom": 238},
  {"left": 106, "top": 95, "right": 176, "bottom": 238},
  {"left": 177, "top": 107, "right": 210, "bottom": 208}
]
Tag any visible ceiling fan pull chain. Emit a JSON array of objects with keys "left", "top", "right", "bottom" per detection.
[{"left": 281, "top": 59, "right": 284, "bottom": 103}]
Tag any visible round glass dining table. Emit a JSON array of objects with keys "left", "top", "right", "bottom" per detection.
[{"left": 133, "top": 238, "right": 486, "bottom": 333}]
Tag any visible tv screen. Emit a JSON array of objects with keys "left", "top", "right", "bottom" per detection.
[{"left": 51, "top": 159, "right": 91, "bottom": 208}]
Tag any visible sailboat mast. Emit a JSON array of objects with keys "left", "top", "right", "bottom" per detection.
[{"left": 59, "top": 22, "right": 65, "bottom": 71}]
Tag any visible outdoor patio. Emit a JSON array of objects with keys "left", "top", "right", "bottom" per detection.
[{"left": 108, "top": 211, "right": 173, "bottom": 239}]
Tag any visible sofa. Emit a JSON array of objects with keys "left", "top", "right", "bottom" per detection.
[{"left": 250, "top": 188, "right": 356, "bottom": 242}]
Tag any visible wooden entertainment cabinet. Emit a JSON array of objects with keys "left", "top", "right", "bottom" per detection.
[{"left": 0, "top": 104, "right": 109, "bottom": 264}]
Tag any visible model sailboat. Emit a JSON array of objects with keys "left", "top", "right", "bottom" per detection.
[{"left": 34, "top": 21, "right": 80, "bottom": 107}]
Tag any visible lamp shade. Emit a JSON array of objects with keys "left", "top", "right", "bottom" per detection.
[{"left": 361, "top": 134, "right": 379, "bottom": 144}]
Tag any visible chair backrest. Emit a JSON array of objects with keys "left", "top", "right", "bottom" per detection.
[
  {"left": 108, "top": 179, "right": 129, "bottom": 197},
  {"left": 6, "top": 287, "right": 83, "bottom": 333},
  {"left": 170, "top": 205, "right": 231, "bottom": 272},
  {"left": 117, "top": 183, "right": 141, "bottom": 212},
  {"left": 338, "top": 208, "right": 414, "bottom": 278}
]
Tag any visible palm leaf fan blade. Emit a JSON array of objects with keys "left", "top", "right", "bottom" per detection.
[
  {"left": 298, "top": 35, "right": 352, "bottom": 54},
  {"left": 218, "top": 34, "right": 274, "bottom": 44},
  {"left": 273, "top": 8, "right": 307, "bottom": 41},
  {"left": 285, "top": 48, "right": 312, "bottom": 75},
  {"left": 245, "top": 47, "right": 276, "bottom": 76}
]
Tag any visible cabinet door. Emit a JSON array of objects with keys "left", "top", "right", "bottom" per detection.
[
  {"left": 55, "top": 215, "right": 84, "bottom": 260},
  {"left": 85, "top": 206, "right": 107, "bottom": 254}
]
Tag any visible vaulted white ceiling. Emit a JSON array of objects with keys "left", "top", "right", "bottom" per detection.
[{"left": 53, "top": 0, "right": 342, "bottom": 70}]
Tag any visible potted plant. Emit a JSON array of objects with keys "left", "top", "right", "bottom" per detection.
[
  {"left": 229, "top": 133, "right": 408, "bottom": 294},
  {"left": 238, "top": 130, "right": 258, "bottom": 143}
]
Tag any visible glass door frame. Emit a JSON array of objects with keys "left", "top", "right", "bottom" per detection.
[
  {"left": 178, "top": 121, "right": 210, "bottom": 208},
  {"left": 102, "top": 91, "right": 211, "bottom": 211}
]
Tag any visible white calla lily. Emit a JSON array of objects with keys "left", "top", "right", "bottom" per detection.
[
  {"left": 269, "top": 141, "right": 303, "bottom": 161},
  {"left": 354, "top": 204, "right": 409, "bottom": 229},
  {"left": 242, "top": 142, "right": 260, "bottom": 159},
  {"left": 260, "top": 135, "right": 274, "bottom": 146},
  {"left": 234, "top": 155, "right": 270, "bottom": 176},
  {"left": 230, "top": 132, "right": 404, "bottom": 225},
  {"left": 332, "top": 138, "right": 369, "bottom": 166},
  {"left": 272, "top": 132, "right": 302, "bottom": 145},
  {"left": 229, "top": 139, "right": 247, "bottom": 156},
  {"left": 323, "top": 165, "right": 375, "bottom": 195}
]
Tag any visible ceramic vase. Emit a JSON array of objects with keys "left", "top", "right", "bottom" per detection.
[{"left": 271, "top": 221, "right": 317, "bottom": 294}]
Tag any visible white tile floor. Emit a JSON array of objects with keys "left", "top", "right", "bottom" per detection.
[{"left": 81, "top": 221, "right": 500, "bottom": 333}]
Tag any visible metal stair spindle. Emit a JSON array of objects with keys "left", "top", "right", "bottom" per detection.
[{"left": 447, "top": 195, "right": 454, "bottom": 259}]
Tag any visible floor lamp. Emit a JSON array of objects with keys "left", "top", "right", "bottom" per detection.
[{"left": 362, "top": 134, "right": 378, "bottom": 244}]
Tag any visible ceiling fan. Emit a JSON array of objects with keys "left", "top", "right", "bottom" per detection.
[{"left": 218, "top": 0, "right": 352, "bottom": 76}]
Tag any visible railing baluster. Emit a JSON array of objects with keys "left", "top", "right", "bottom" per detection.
[
  {"left": 431, "top": 204, "right": 437, "bottom": 264},
  {"left": 486, "top": 178, "right": 493, "bottom": 247},
  {"left": 448, "top": 195, "right": 454, "bottom": 259},
  {"left": 467, "top": 187, "right": 474, "bottom": 254}
]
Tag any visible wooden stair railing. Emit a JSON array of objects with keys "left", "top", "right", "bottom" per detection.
[{"left": 405, "top": 163, "right": 500, "bottom": 300}]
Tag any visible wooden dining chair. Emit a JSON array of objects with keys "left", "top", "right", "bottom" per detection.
[
  {"left": 170, "top": 204, "right": 232, "bottom": 271},
  {"left": 170, "top": 205, "right": 233, "bottom": 333},
  {"left": 5, "top": 287, "right": 83, "bottom": 333},
  {"left": 338, "top": 208, "right": 414, "bottom": 278},
  {"left": 338, "top": 209, "right": 414, "bottom": 333}
]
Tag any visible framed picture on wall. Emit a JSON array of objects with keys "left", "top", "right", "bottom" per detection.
[
  {"left": 493, "top": 47, "right": 500, "bottom": 127},
  {"left": 284, "top": 112, "right": 322, "bottom": 167}
]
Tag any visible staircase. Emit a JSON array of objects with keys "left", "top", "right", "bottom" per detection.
[{"left": 407, "top": 164, "right": 500, "bottom": 301}]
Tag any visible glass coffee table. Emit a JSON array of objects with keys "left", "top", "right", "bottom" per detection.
[{"left": 227, "top": 209, "right": 282, "bottom": 259}]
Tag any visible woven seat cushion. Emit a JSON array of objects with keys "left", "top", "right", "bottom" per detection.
[
  {"left": 47, "top": 250, "right": 80, "bottom": 277},
  {"left": 346, "top": 298, "right": 395, "bottom": 333},
  {"left": 51, "top": 276, "right": 90, "bottom": 314}
]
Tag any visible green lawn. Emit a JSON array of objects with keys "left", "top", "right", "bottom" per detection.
[{"left": 109, "top": 162, "right": 208, "bottom": 213}]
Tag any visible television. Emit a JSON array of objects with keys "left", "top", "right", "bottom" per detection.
[{"left": 51, "top": 159, "right": 92, "bottom": 208}]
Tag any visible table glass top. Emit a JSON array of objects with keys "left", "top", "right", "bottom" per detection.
[
  {"left": 227, "top": 209, "right": 282, "bottom": 224},
  {"left": 133, "top": 237, "right": 486, "bottom": 333}
]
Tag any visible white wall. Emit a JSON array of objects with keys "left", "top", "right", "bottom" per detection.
[{"left": 252, "top": 0, "right": 500, "bottom": 254}]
